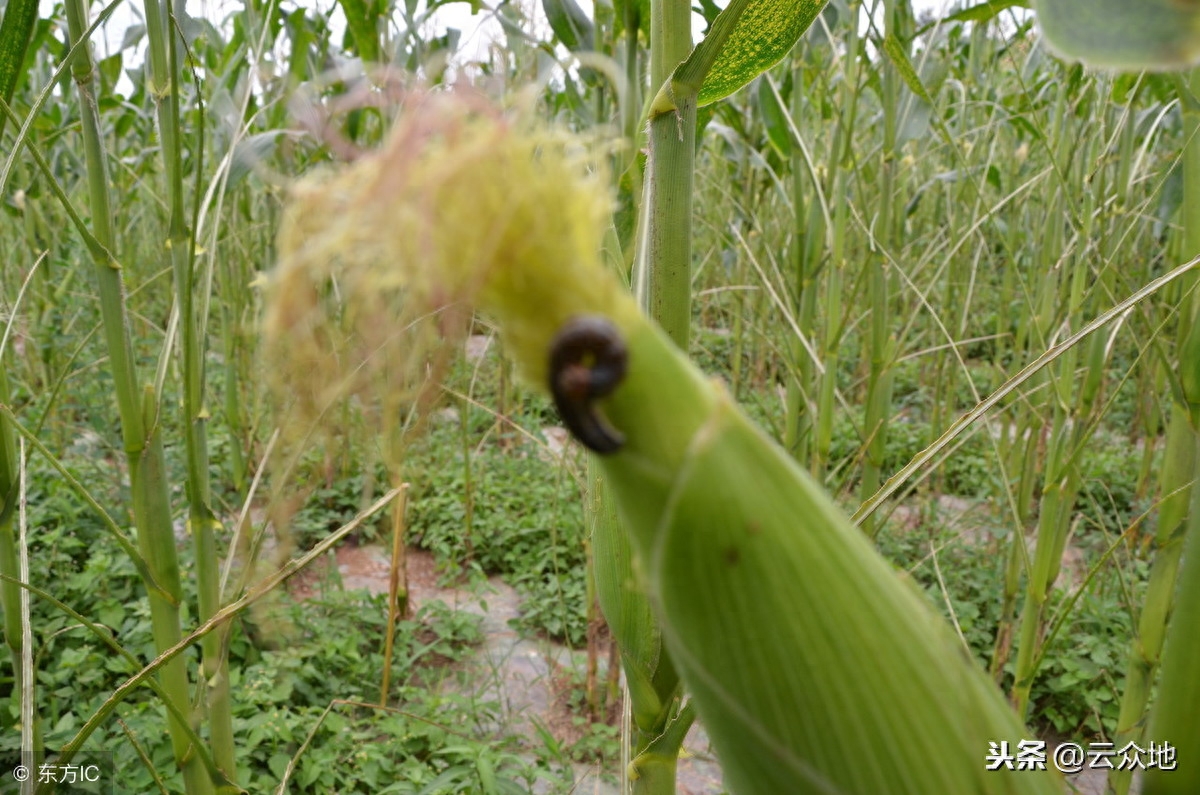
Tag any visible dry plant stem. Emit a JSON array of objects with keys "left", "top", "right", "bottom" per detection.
[
  {"left": 64, "top": 3, "right": 212, "bottom": 792},
  {"left": 379, "top": 483, "right": 410, "bottom": 705}
]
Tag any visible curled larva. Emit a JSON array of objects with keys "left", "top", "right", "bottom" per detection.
[{"left": 548, "top": 316, "right": 628, "bottom": 454}]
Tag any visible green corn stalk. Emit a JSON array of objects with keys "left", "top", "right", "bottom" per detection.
[
  {"left": 1001, "top": 75, "right": 1081, "bottom": 710},
  {"left": 63, "top": 3, "right": 215, "bottom": 792},
  {"left": 1010, "top": 176, "right": 1105, "bottom": 716},
  {"left": 812, "top": 7, "right": 860, "bottom": 481},
  {"left": 1143, "top": 409, "right": 1200, "bottom": 795},
  {"left": 859, "top": 0, "right": 906, "bottom": 537},
  {"left": 779, "top": 52, "right": 824, "bottom": 465},
  {"left": 140, "top": 0, "right": 234, "bottom": 780},
  {"left": 947, "top": 8, "right": 1200, "bottom": 787},
  {"left": 1109, "top": 68, "right": 1200, "bottom": 795},
  {"left": 0, "top": 372, "right": 37, "bottom": 772},
  {"left": 0, "top": 0, "right": 42, "bottom": 771},
  {"left": 613, "top": 0, "right": 697, "bottom": 783}
]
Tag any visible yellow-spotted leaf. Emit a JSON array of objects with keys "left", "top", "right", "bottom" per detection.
[
  {"left": 1033, "top": 0, "right": 1200, "bottom": 70},
  {"left": 655, "top": 0, "right": 827, "bottom": 113},
  {"left": 0, "top": 0, "right": 38, "bottom": 117}
]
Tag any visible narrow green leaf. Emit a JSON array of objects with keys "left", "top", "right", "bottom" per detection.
[
  {"left": 757, "top": 75, "right": 792, "bottom": 157},
  {"left": 542, "top": 0, "right": 594, "bottom": 52},
  {"left": 881, "top": 33, "right": 934, "bottom": 105},
  {"left": 1032, "top": 0, "right": 1200, "bottom": 71},
  {"left": 336, "top": 0, "right": 382, "bottom": 62},
  {"left": 119, "top": 23, "right": 146, "bottom": 51},
  {"left": 0, "top": 0, "right": 38, "bottom": 138},
  {"left": 228, "top": 131, "right": 286, "bottom": 192},
  {"left": 926, "top": 0, "right": 1028, "bottom": 30}
]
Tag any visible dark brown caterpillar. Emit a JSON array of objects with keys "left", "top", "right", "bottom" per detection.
[{"left": 548, "top": 316, "right": 628, "bottom": 454}]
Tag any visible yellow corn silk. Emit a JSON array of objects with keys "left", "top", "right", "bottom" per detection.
[
  {"left": 264, "top": 87, "right": 640, "bottom": 422},
  {"left": 265, "top": 88, "right": 1062, "bottom": 794}
]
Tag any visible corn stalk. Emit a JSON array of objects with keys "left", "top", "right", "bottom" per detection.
[
  {"left": 1109, "top": 67, "right": 1200, "bottom": 795},
  {"left": 603, "top": 0, "right": 698, "bottom": 786},
  {"left": 63, "top": 3, "right": 216, "bottom": 792},
  {"left": 0, "top": 0, "right": 42, "bottom": 772},
  {"left": 858, "top": 0, "right": 904, "bottom": 538},
  {"left": 959, "top": 6, "right": 1200, "bottom": 790},
  {"left": 140, "top": 0, "right": 234, "bottom": 781}
]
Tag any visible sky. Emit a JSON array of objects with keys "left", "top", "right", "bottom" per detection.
[
  {"left": 71, "top": 0, "right": 975, "bottom": 67},
  {"left": 42, "top": 0, "right": 1000, "bottom": 99}
]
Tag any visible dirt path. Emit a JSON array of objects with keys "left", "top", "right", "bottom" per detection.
[
  {"left": 297, "top": 541, "right": 1124, "bottom": 795},
  {"left": 295, "top": 542, "right": 723, "bottom": 793}
]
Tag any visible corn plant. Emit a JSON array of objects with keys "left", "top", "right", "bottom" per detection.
[
  {"left": 4, "top": 0, "right": 1200, "bottom": 791},
  {"left": 259, "top": 78, "right": 1090, "bottom": 793},
  {"left": 0, "top": 0, "right": 41, "bottom": 774},
  {"left": 986, "top": 3, "right": 1200, "bottom": 792}
]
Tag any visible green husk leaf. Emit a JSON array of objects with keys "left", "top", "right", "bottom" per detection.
[
  {"left": 1032, "top": 0, "right": 1200, "bottom": 71},
  {"left": 595, "top": 320, "right": 1063, "bottom": 794}
]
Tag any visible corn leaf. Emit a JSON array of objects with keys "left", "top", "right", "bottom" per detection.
[
  {"left": 0, "top": 0, "right": 38, "bottom": 139},
  {"left": 543, "top": 0, "right": 594, "bottom": 52},
  {"left": 923, "top": 0, "right": 1028, "bottom": 32},
  {"left": 655, "top": 0, "right": 827, "bottom": 112}
]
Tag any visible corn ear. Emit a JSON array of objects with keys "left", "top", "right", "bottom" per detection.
[
  {"left": 265, "top": 91, "right": 1061, "bottom": 795},
  {"left": 588, "top": 318, "right": 1062, "bottom": 794}
]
